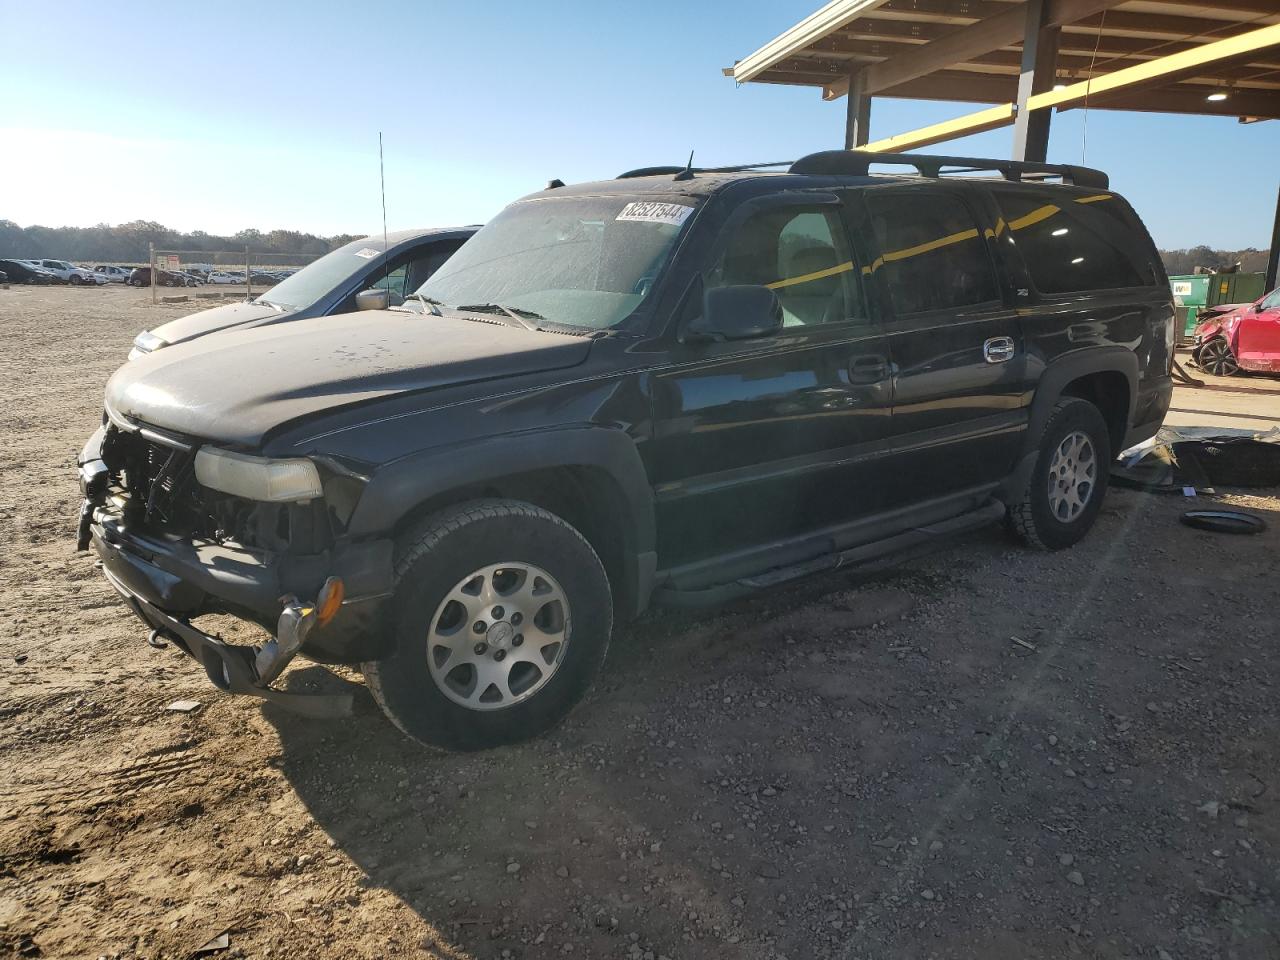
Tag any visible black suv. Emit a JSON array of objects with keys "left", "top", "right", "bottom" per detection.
[{"left": 78, "top": 151, "right": 1174, "bottom": 750}]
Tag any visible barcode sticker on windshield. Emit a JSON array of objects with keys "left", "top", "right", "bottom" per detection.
[
  {"left": 616, "top": 202, "right": 694, "bottom": 226},
  {"left": 353, "top": 247, "right": 381, "bottom": 260}
]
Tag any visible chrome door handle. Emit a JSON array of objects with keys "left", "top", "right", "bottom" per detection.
[
  {"left": 984, "top": 336, "right": 1016, "bottom": 364},
  {"left": 848, "top": 354, "right": 890, "bottom": 383}
]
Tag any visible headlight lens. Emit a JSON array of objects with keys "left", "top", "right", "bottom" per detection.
[
  {"left": 129, "top": 330, "right": 168, "bottom": 360},
  {"left": 194, "top": 448, "right": 322, "bottom": 502}
]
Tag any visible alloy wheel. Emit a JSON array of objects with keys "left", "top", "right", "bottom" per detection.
[
  {"left": 1046, "top": 430, "right": 1097, "bottom": 523},
  {"left": 426, "top": 562, "right": 570, "bottom": 711},
  {"left": 1199, "top": 338, "right": 1239, "bottom": 377}
]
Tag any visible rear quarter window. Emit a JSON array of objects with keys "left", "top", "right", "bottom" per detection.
[{"left": 994, "top": 189, "right": 1156, "bottom": 295}]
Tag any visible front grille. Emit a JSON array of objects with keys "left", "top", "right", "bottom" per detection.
[
  {"left": 100, "top": 424, "right": 213, "bottom": 538},
  {"left": 97, "top": 421, "right": 325, "bottom": 554}
]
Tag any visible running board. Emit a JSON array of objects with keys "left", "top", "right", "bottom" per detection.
[{"left": 656, "top": 500, "right": 1007, "bottom": 607}]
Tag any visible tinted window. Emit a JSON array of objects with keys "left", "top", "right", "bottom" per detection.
[
  {"left": 995, "top": 190, "right": 1152, "bottom": 294},
  {"left": 707, "top": 205, "right": 861, "bottom": 327},
  {"left": 865, "top": 191, "right": 998, "bottom": 315},
  {"left": 1259, "top": 288, "right": 1280, "bottom": 311}
]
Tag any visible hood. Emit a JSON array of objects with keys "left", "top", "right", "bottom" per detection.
[
  {"left": 105, "top": 310, "right": 592, "bottom": 447},
  {"left": 147, "top": 300, "right": 284, "bottom": 346},
  {"left": 1201, "top": 301, "right": 1251, "bottom": 319}
]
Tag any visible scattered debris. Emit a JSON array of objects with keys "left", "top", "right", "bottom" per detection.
[
  {"left": 1114, "top": 425, "right": 1280, "bottom": 492},
  {"left": 1180, "top": 509, "right": 1266, "bottom": 535},
  {"left": 166, "top": 699, "right": 202, "bottom": 714},
  {"left": 1010, "top": 636, "right": 1037, "bottom": 652},
  {"left": 1198, "top": 800, "right": 1223, "bottom": 818},
  {"left": 192, "top": 931, "right": 230, "bottom": 954},
  {"left": 13, "top": 654, "right": 28, "bottom": 665}
]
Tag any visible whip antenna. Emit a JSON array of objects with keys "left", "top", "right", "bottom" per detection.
[{"left": 379, "top": 132, "right": 389, "bottom": 279}]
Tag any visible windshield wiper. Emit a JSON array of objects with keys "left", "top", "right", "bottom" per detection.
[
  {"left": 405, "top": 293, "right": 445, "bottom": 316},
  {"left": 456, "top": 303, "right": 544, "bottom": 331}
]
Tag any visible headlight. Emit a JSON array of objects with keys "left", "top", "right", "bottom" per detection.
[
  {"left": 194, "top": 447, "right": 322, "bottom": 502},
  {"left": 129, "top": 330, "right": 168, "bottom": 360}
]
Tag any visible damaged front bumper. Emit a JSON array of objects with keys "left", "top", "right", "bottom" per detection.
[{"left": 78, "top": 429, "right": 395, "bottom": 716}]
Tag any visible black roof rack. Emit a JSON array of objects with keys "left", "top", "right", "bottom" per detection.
[
  {"left": 788, "top": 150, "right": 1108, "bottom": 189},
  {"left": 616, "top": 160, "right": 793, "bottom": 180}
]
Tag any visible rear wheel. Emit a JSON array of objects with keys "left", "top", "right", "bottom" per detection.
[
  {"left": 1198, "top": 337, "right": 1239, "bottom": 377},
  {"left": 1007, "top": 397, "right": 1111, "bottom": 550},
  {"left": 363, "top": 499, "right": 612, "bottom": 751}
]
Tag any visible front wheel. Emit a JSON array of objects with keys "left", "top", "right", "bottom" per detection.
[
  {"left": 363, "top": 499, "right": 613, "bottom": 751},
  {"left": 1198, "top": 337, "right": 1240, "bottom": 377},
  {"left": 1007, "top": 397, "right": 1111, "bottom": 550}
]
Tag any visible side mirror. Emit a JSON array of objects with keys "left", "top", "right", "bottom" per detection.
[
  {"left": 688, "top": 284, "right": 782, "bottom": 342},
  {"left": 355, "top": 288, "right": 390, "bottom": 312}
]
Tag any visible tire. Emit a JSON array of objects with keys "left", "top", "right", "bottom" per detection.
[
  {"left": 1007, "top": 396, "right": 1111, "bottom": 550},
  {"left": 362, "top": 499, "right": 613, "bottom": 751},
  {"left": 1197, "top": 337, "right": 1239, "bottom": 377}
]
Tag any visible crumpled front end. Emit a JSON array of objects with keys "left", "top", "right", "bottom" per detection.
[{"left": 77, "top": 415, "right": 395, "bottom": 714}]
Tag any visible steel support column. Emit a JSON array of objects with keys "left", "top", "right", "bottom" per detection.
[
  {"left": 844, "top": 69, "right": 871, "bottom": 149},
  {"left": 1012, "top": 0, "right": 1060, "bottom": 162},
  {"left": 1266, "top": 179, "right": 1280, "bottom": 293}
]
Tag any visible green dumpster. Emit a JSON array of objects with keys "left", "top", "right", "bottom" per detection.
[
  {"left": 1169, "top": 274, "right": 1209, "bottom": 339},
  {"left": 1206, "top": 271, "right": 1266, "bottom": 310}
]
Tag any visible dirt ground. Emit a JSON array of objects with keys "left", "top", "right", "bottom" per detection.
[{"left": 2, "top": 285, "right": 1279, "bottom": 960}]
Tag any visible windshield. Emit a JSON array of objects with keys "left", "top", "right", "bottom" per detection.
[
  {"left": 414, "top": 195, "right": 696, "bottom": 330},
  {"left": 257, "top": 236, "right": 387, "bottom": 310}
]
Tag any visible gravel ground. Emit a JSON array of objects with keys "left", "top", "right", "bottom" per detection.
[{"left": 1, "top": 285, "right": 1278, "bottom": 960}]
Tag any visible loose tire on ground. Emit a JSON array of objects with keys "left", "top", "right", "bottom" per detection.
[
  {"left": 362, "top": 499, "right": 613, "bottom": 751},
  {"left": 1007, "top": 396, "right": 1111, "bottom": 550}
]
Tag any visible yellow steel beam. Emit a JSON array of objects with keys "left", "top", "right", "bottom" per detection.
[
  {"left": 860, "top": 22, "right": 1280, "bottom": 153},
  {"left": 861, "top": 104, "right": 1017, "bottom": 152},
  {"left": 1027, "top": 21, "right": 1280, "bottom": 111},
  {"left": 729, "top": 0, "right": 890, "bottom": 84}
]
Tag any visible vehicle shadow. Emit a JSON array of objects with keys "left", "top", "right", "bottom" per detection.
[{"left": 260, "top": 551, "right": 941, "bottom": 958}]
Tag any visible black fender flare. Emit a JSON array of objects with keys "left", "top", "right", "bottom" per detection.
[
  {"left": 1025, "top": 346, "right": 1138, "bottom": 455},
  {"left": 345, "top": 426, "right": 657, "bottom": 612},
  {"left": 1000, "top": 346, "right": 1138, "bottom": 501}
]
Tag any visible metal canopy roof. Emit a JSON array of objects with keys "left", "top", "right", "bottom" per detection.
[{"left": 729, "top": 0, "right": 1280, "bottom": 124}]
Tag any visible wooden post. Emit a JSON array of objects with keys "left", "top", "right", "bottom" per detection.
[
  {"left": 844, "top": 69, "right": 871, "bottom": 149},
  {"left": 149, "top": 242, "right": 157, "bottom": 305},
  {"left": 245, "top": 245, "right": 251, "bottom": 301},
  {"left": 1012, "top": 0, "right": 1059, "bottom": 163}
]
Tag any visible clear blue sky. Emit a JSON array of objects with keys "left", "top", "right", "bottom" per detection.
[{"left": 2, "top": 0, "right": 1277, "bottom": 249}]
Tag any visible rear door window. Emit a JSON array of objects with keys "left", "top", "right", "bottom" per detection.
[
  {"left": 994, "top": 190, "right": 1153, "bottom": 294},
  {"left": 863, "top": 190, "right": 999, "bottom": 316}
]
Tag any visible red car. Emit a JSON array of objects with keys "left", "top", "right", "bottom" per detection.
[{"left": 1191, "top": 286, "right": 1280, "bottom": 376}]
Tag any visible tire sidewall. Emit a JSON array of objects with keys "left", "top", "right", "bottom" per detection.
[
  {"left": 1028, "top": 399, "right": 1111, "bottom": 549},
  {"left": 373, "top": 508, "right": 612, "bottom": 751}
]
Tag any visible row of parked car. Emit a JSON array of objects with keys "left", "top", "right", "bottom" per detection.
[
  {"left": 0, "top": 258, "right": 112, "bottom": 285},
  {"left": 0, "top": 258, "right": 298, "bottom": 287},
  {"left": 0, "top": 257, "right": 300, "bottom": 288}
]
